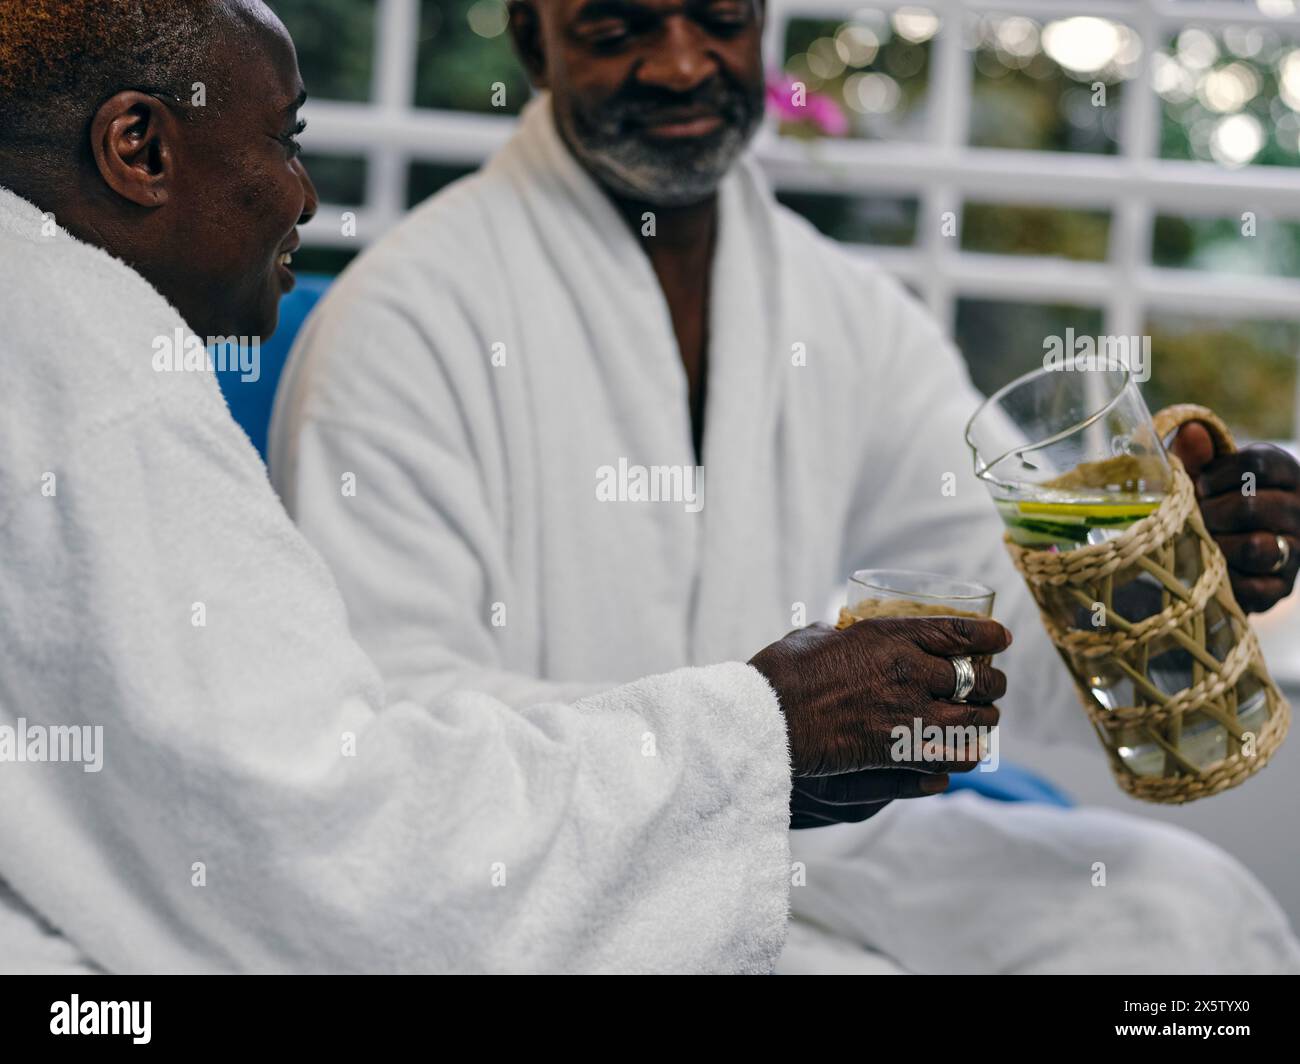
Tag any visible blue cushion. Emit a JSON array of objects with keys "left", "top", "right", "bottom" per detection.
[
  {"left": 946, "top": 763, "right": 1074, "bottom": 807},
  {"left": 215, "top": 273, "right": 333, "bottom": 460}
]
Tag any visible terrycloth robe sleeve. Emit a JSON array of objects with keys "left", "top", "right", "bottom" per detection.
[
  {"left": 0, "top": 229, "right": 792, "bottom": 973},
  {"left": 1, "top": 386, "right": 792, "bottom": 972},
  {"left": 269, "top": 248, "right": 611, "bottom": 709},
  {"left": 836, "top": 265, "right": 1093, "bottom": 747}
]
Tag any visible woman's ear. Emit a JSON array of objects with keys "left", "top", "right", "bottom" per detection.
[
  {"left": 507, "top": 1, "right": 548, "bottom": 87},
  {"left": 89, "top": 91, "right": 177, "bottom": 208}
]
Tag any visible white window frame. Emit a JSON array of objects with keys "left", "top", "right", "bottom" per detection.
[{"left": 299, "top": 0, "right": 1300, "bottom": 435}]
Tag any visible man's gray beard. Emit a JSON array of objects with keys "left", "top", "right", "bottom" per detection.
[{"left": 570, "top": 116, "right": 760, "bottom": 207}]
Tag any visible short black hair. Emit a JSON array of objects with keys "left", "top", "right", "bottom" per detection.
[{"left": 0, "top": 0, "right": 225, "bottom": 152}]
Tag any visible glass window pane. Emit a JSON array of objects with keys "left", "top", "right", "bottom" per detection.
[
  {"left": 775, "top": 191, "right": 918, "bottom": 246},
  {"left": 1154, "top": 212, "right": 1300, "bottom": 278},
  {"left": 962, "top": 203, "right": 1111, "bottom": 260},
  {"left": 778, "top": 9, "right": 938, "bottom": 142},
  {"left": 1156, "top": 21, "right": 1300, "bottom": 168},
  {"left": 955, "top": 299, "right": 1105, "bottom": 396},
  {"left": 416, "top": 0, "right": 531, "bottom": 113},
  {"left": 272, "top": 0, "right": 376, "bottom": 102},
  {"left": 407, "top": 161, "right": 480, "bottom": 208},
  {"left": 1143, "top": 313, "right": 1298, "bottom": 440},
  {"left": 968, "top": 13, "right": 1138, "bottom": 153},
  {"left": 299, "top": 154, "right": 368, "bottom": 206}
]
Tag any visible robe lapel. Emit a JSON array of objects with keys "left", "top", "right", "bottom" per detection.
[
  {"left": 489, "top": 99, "right": 794, "bottom": 670},
  {"left": 688, "top": 163, "right": 790, "bottom": 663},
  {"left": 490, "top": 98, "right": 707, "bottom": 674}
]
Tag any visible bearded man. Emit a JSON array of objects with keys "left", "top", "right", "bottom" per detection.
[
  {"left": 271, "top": 0, "right": 1300, "bottom": 972},
  {"left": 0, "top": 0, "right": 973, "bottom": 974}
]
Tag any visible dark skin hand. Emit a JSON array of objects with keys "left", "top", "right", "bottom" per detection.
[
  {"left": 749, "top": 618, "right": 1011, "bottom": 828},
  {"left": 1172, "top": 422, "right": 1300, "bottom": 614},
  {"left": 774, "top": 423, "right": 1300, "bottom": 829}
]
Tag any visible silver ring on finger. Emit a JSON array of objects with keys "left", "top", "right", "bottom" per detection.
[
  {"left": 949, "top": 655, "right": 976, "bottom": 703},
  {"left": 1271, "top": 534, "right": 1291, "bottom": 574}
]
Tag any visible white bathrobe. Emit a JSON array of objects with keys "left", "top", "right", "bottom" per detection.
[
  {"left": 271, "top": 97, "right": 1300, "bottom": 973},
  {"left": 0, "top": 186, "right": 796, "bottom": 974}
]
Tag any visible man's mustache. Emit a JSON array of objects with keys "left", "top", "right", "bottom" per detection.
[{"left": 588, "top": 80, "right": 759, "bottom": 136}]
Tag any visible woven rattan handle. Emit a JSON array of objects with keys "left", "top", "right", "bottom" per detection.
[{"left": 1152, "top": 404, "right": 1238, "bottom": 457}]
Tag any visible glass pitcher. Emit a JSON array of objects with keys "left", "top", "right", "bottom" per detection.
[{"left": 964, "top": 358, "right": 1269, "bottom": 778}]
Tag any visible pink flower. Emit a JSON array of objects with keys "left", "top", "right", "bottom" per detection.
[{"left": 766, "top": 74, "right": 849, "bottom": 137}]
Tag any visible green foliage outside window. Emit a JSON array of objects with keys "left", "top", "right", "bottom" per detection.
[
  {"left": 415, "top": 0, "right": 531, "bottom": 113},
  {"left": 272, "top": 0, "right": 375, "bottom": 102}
]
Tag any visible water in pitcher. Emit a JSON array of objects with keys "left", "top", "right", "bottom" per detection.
[{"left": 991, "top": 453, "right": 1268, "bottom": 776}]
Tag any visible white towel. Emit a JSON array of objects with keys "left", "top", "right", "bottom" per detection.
[
  {"left": 271, "top": 96, "right": 1300, "bottom": 973},
  {"left": 0, "top": 185, "right": 793, "bottom": 973}
]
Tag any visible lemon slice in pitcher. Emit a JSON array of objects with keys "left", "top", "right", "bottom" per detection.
[{"left": 996, "top": 498, "right": 1161, "bottom": 547}]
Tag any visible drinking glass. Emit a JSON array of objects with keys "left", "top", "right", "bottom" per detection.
[{"left": 842, "top": 569, "right": 995, "bottom": 623}]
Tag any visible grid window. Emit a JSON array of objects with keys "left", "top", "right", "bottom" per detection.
[{"left": 274, "top": 0, "right": 1300, "bottom": 442}]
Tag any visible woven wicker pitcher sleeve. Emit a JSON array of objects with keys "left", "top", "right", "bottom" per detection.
[{"left": 1002, "top": 403, "right": 1290, "bottom": 803}]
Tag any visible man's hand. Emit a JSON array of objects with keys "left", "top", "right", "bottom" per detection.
[
  {"left": 1172, "top": 421, "right": 1300, "bottom": 613},
  {"left": 749, "top": 617, "right": 1011, "bottom": 828}
]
